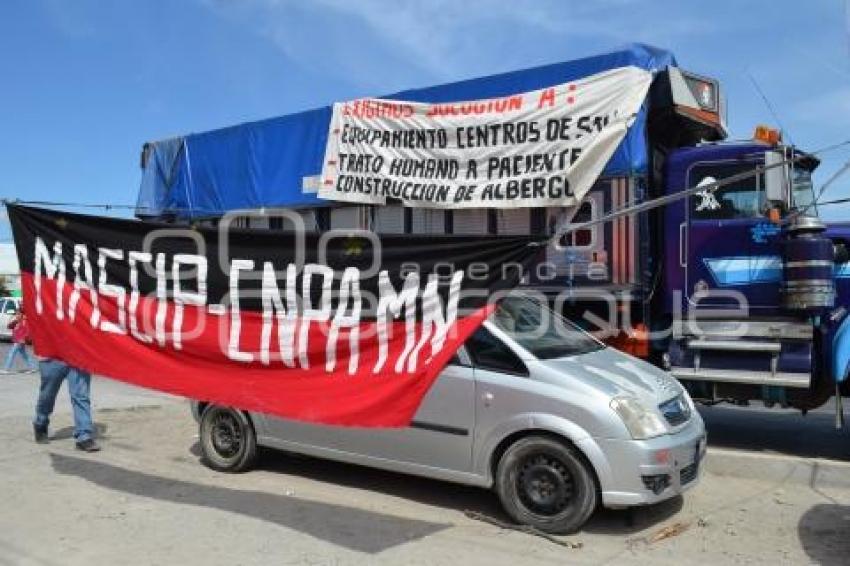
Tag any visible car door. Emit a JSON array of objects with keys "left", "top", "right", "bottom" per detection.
[
  {"left": 257, "top": 352, "right": 477, "bottom": 473},
  {"left": 686, "top": 160, "right": 780, "bottom": 312},
  {"left": 463, "top": 324, "right": 532, "bottom": 443}
]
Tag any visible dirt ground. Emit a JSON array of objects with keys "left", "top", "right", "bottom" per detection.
[{"left": 1, "top": 373, "right": 850, "bottom": 565}]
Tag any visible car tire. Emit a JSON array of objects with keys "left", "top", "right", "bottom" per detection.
[
  {"left": 495, "top": 436, "right": 598, "bottom": 534},
  {"left": 199, "top": 405, "right": 258, "bottom": 473}
]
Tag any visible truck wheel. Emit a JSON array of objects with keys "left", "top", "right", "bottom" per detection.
[
  {"left": 199, "top": 405, "right": 258, "bottom": 473},
  {"left": 495, "top": 436, "right": 598, "bottom": 534}
]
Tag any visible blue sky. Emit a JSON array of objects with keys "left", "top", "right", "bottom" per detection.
[{"left": 1, "top": 0, "right": 849, "bottom": 236}]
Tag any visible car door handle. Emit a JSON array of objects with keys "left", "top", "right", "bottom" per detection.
[{"left": 482, "top": 392, "right": 494, "bottom": 406}]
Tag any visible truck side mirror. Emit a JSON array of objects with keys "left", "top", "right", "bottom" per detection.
[{"left": 764, "top": 151, "right": 788, "bottom": 205}]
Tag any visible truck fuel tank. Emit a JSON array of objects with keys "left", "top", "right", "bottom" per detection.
[{"left": 781, "top": 216, "right": 835, "bottom": 313}]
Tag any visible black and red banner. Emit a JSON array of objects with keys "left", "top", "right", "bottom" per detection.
[{"left": 9, "top": 205, "right": 544, "bottom": 426}]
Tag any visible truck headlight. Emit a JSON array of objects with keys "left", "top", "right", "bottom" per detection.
[{"left": 610, "top": 396, "right": 668, "bottom": 440}]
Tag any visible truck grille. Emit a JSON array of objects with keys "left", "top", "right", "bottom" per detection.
[
  {"left": 680, "top": 462, "right": 698, "bottom": 485},
  {"left": 659, "top": 394, "right": 691, "bottom": 426}
]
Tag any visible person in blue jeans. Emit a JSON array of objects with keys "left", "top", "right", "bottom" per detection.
[
  {"left": 3, "top": 308, "right": 37, "bottom": 373},
  {"left": 3, "top": 341, "right": 37, "bottom": 372},
  {"left": 33, "top": 358, "right": 100, "bottom": 452}
]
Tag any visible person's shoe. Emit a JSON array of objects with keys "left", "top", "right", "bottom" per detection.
[
  {"left": 33, "top": 425, "right": 48, "bottom": 444},
  {"left": 75, "top": 439, "right": 101, "bottom": 452}
]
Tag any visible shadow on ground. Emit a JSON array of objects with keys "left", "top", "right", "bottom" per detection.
[
  {"left": 189, "top": 443, "right": 687, "bottom": 536},
  {"left": 51, "top": 422, "right": 108, "bottom": 441},
  {"left": 585, "top": 496, "right": 684, "bottom": 535},
  {"left": 255, "top": 446, "right": 506, "bottom": 520},
  {"left": 49, "top": 452, "right": 450, "bottom": 554},
  {"left": 798, "top": 504, "right": 850, "bottom": 565},
  {"left": 699, "top": 404, "right": 850, "bottom": 461}
]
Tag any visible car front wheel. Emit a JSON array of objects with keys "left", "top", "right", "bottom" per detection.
[
  {"left": 199, "top": 405, "right": 258, "bottom": 473},
  {"left": 495, "top": 436, "right": 598, "bottom": 534}
]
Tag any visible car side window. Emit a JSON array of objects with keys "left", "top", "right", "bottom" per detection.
[
  {"left": 465, "top": 326, "right": 528, "bottom": 376},
  {"left": 689, "top": 163, "right": 766, "bottom": 220},
  {"left": 3, "top": 301, "right": 16, "bottom": 314}
]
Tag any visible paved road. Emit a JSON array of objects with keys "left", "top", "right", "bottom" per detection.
[
  {"left": 700, "top": 399, "right": 850, "bottom": 461},
  {"left": 0, "top": 381, "right": 848, "bottom": 565},
  {"left": 2, "top": 343, "right": 850, "bottom": 564}
]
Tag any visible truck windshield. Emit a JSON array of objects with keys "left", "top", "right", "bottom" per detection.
[
  {"left": 791, "top": 167, "right": 817, "bottom": 215},
  {"left": 489, "top": 295, "right": 603, "bottom": 359}
]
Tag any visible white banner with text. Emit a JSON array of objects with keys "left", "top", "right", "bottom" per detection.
[{"left": 318, "top": 66, "right": 652, "bottom": 209}]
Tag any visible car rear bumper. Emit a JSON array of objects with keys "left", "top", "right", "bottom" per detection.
[{"left": 582, "top": 413, "right": 707, "bottom": 508}]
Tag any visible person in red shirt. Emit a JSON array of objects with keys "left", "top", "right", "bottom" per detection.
[{"left": 3, "top": 305, "right": 37, "bottom": 373}]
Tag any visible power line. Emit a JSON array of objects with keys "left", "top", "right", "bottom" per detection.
[
  {"left": 747, "top": 70, "right": 793, "bottom": 145},
  {"left": 816, "top": 196, "right": 850, "bottom": 208}
]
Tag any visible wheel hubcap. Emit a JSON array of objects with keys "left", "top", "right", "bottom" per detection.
[
  {"left": 211, "top": 412, "right": 242, "bottom": 458},
  {"left": 517, "top": 454, "right": 574, "bottom": 515}
]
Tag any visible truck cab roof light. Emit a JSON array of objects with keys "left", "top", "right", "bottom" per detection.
[{"left": 753, "top": 125, "right": 781, "bottom": 145}]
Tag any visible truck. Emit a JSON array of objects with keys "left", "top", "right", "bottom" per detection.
[{"left": 136, "top": 43, "right": 850, "bottom": 422}]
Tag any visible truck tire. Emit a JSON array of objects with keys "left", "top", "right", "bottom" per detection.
[
  {"left": 199, "top": 405, "right": 258, "bottom": 473},
  {"left": 495, "top": 436, "right": 598, "bottom": 534}
]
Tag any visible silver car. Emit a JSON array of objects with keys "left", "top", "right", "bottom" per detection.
[
  {"left": 192, "top": 295, "right": 706, "bottom": 534},
  {"left": 0, "top": 297, "right": 21, "bottom": 341}
]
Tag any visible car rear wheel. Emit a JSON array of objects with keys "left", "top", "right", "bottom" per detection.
[
  {"left": 495, "top": 436, "right": 598, "bottom": 534},
  {"left": 199, "top": 405, "right": 258, "bottom": 473}
]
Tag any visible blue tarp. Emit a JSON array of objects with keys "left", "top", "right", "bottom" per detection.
[{"left": 136, "top": 43, "right": 676, "bottom": 219}]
